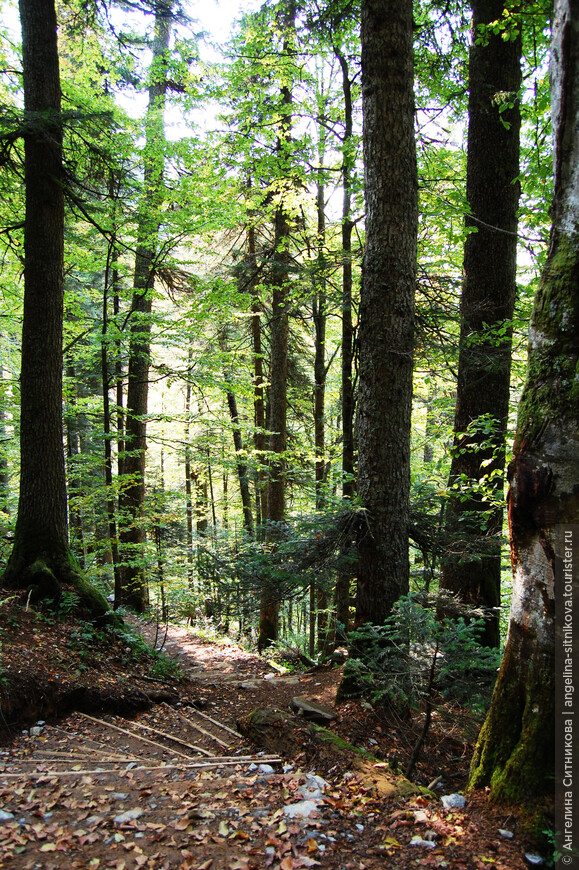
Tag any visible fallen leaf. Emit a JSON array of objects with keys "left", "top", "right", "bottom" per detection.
[
  {"left": 40, "top": 843, "right": 57, "bottom": 852},
  {"left": 306, "top": 839, "right": 318, "bottom": 853}
]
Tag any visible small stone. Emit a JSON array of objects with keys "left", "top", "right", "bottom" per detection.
[
  {"left": 113, "top": 808, "right": 144, "bottom": 824},
  {"left": 524, "top": 855, "right": 545, "bottom": 867},
  {"left": 258, "top": 764, "right": 275, "bottom": 775},
  {"left": 264, "top": 673, "right": 276, "bottom": 680},
  {"left": 291, "top": 696, "right": 337, "bottom": 722},
  {"left": 499, "top": 829, "right": 514, "bottom": 839},
  {"left": 355, "top": 824, "right": 364, "bottom": 832},
  {"left": 0, "top": 810, "right": 15, "bottom": 822},
  {"left": 29, "top": 727, "right": 43, "bottom": 737},
  {"left": 298, "top": 773, "right": 328, "bottom": 800},
  {"left": 283, "top": 800, "right": 320, "bottom": 819},
  {"left": 36, "top": 720, "right": 45, "bottom": 726},
  {"left": 441, "top": 793, "right": 467, "bottom": 810},
  {"left": 360, "top": 700, "right": 373, "bottom": 712},
  {"left": 112, "top": 793, "right": 129, "bottom": 801},
  {"left": 413, "top": 810, "right": 428, "bottom": 824},
  {"left": 410, "top": 836, "right": 436, "bottom": 849}
]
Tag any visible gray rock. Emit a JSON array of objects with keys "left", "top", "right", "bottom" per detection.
[
  {"left": 410, "top": 836, "right": 436, "bottom": 849},
  {"left": 524, "top": 855, "right": 545, "bottom": 867},
  {"left": 0, "top": 810, "right": 15, "bottom": 822},
  {"left": 112, "top": 793, "right": 129, "bottom": 801},
  {"left": 258, "top": 764, "right": 275, "bottom": 774},
  {"left": 29, "top": 727, "right": 43, "bottom": 737},
  {"left": 113, "top": 808, "right": 144, "bottom": 824},
  {"left": 499, "top": 829, "right": 514, "bottom": 839},
  {"left": 297, "top": 773, "right": 328, "bottom": 800},
  {"left": 291, "top": 696, "right": 337, "bottom": 722},
  {"left": 441, "top": 793, "right": 467, "bottom": 810},
  {"left": 283, "top": 800, "right": 320, "bottom": 819}
]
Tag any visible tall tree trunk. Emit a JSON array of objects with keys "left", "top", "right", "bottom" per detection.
[
  {"left": 102, "top": 230, "right": 123, "bottom": 606},
  {"left": 335, "top": 47, "right": 356, "bottom": 640},
  {"left": 469, "top": 0, "right": 579, "bottom": 839},
  {"left": 355, "top": 0, "right": 418, "bottom": 625},
  {"left": 184, "top": 348, "right": 194, "bottom": 587},
  {"left": 65, "top": 365, "right": 85, "bottom": 566},
  {"left": 220, "top": 329, "right": 255, "bottom": 537},
  {"left": 313, "top": 155, "right": 328, "bottom": 653},
  {"left": 0, "top": 365, "right": 10, "bottom": 512},
  {"left": 249, "top": 221, "right": 267, "bottom": 529},
  {"left": 2, "top": 0, "right": 107, "bottom": 618},
  {"left": 258, "top": 0, "right": 296, "bottom": 651},
  {"left": 440, "top": 0, "right": 522, "bottom": 648},
  {"left": 118, "top": 0, "right": 171, "bottom": 612}
]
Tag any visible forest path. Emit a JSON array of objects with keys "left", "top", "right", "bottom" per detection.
[{"left": 0, "top": 619, "right": 531, "bottom": 870}]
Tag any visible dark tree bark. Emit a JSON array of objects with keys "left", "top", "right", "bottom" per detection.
[
  {"left": 355, "top": 0, "right": 418, "bottom": 626},
  {"left": 102, "top": 229, "right": 123, "bottom": 606},
  {"left": 2, "top": 0, "right": 108, "bottom": 618},
  {"left": 219, "top": 330, "right": 255, "bottom": 537},
  {"left": 0, "top": 365, "right": 10, "bottom": 512},
  {"left": 118, "top": 0, "right": 171, "bottom": 612},
  {"left": 248, "top": 220, "right": 267, "bottom": 528},
  {"left": 258, "top": 0, "right": 296, "bottom": 652},
  {"left": 184, "top": 349, "right": 194, "bottom": 587},
  {"left": 335, "top": 46, "right": 356, "bottom": 640},
  {"left": 441, "top": 0, "right": 522, "bottom": 648},
  {"left": 469, "top": 0, "right": 579, "bottom": 836}
]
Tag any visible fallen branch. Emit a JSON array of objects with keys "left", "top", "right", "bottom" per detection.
[
  {"left": 184, "top": 705, "right": 243, "bottom": 739},
  {"left": 162, "top": 702, "right": 230, "bottom": 749},
  {"left": 0, "top": 754, "right": 283, "bottom": 779},
  {"left": 77, "top": 712, "right": 209, "bottom": 759}
]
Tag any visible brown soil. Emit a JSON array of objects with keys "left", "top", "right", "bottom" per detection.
[{"left": 0, "top": 592, "right": 541, "bottom": 869}]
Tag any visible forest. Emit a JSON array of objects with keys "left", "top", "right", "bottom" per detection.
[{"left": 0, "top": 0, "right": 577, "bottom": 865}]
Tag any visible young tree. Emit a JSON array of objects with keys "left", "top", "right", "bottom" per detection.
[
  {"left": 355, "top": 0, "right": 418, "bottom": 625},
  {"left": 2, "top": 0, "right": 107, "bottom": 617},
  {"left": 469, "top": 0, "right": 579, "bottom": 831},
  {"left": 440, "top": 0, "right": 522, "bottom": 648}
]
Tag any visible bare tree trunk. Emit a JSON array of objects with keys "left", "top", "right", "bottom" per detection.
[
  {"left": 258, "top": 0, "right": 296, "bottom": 651},
  {"left": 118, "top": 0, "right": 171, "bottom": 612},
  {"left": 184, "top": 349, "right": 194, "bottom": 587},
  {"left": 334, "top": 46, "right": 356, "bottom": 643},
  {"left": 355, "top": 0, "right": 417, "bottom": 625},
  {"left": 441, "top": 0, "right": 522, "bottom": 648}
]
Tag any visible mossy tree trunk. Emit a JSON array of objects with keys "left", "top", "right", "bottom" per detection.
[
  {"left": 355, "top": 0, "right": 418, "bottom": 625},
  {"left": 469, "top": 0, "right": 579, "bottom": 831},
  {"left": 441, "top": 0, "right": 522, "bottom": 648},
  {"left": 2, "top": 0, "right": 108, "bottom": 620}
]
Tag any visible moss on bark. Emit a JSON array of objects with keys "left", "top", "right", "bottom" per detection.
[{"left": 3, "top": 532, "right": 114, "bottom": 624}]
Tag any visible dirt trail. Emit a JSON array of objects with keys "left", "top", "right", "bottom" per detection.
[{"left": 0, "top": 621, "right": 531, "bottom": 870}]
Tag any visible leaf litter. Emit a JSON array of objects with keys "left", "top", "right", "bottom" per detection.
[{"left": 0, "top": 606, "right": 536, "bottom": 869}]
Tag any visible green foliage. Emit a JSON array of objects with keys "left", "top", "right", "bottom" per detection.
[{"left": 340, "top": 595, "right": 500, "bottom": 715}]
